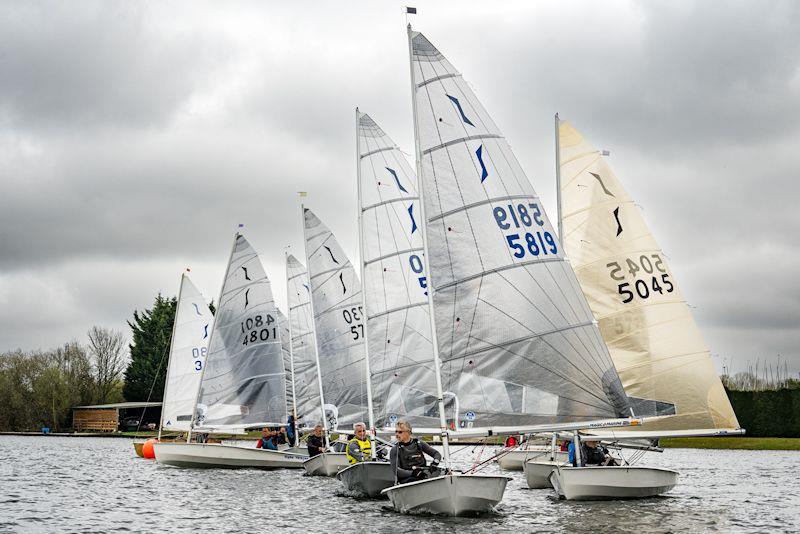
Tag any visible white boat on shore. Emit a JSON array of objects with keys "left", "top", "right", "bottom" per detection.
[
  {"left": 302, "top": 452, "right": 349, "bottom": 476},
  {"left": 549, "top": 465, "right": 678, "bottom": 500},
  {"left": 497, "top": 448, "right": 569, "bottom": 471},
  {"left": 336, "top": 461, "right": 395, "bottom": 498},
  {"left": 382, "top": 474, "right": 511, "bottom": 516},
  {"left": 154, "top": 442, "right": 306, "bottom": 469}
]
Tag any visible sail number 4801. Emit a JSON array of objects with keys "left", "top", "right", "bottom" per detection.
[
  {"left": 241, "top": 314, "right": 276, "bottom": 346},
  {"left": 493, "top": 203, "right": 557, "bottom": 258},
  {"left": 607, "top": 255, "right": 674, "bottom": 303}
]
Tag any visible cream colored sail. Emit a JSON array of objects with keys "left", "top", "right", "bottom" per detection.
[{"left": 558, "top": 119, "right": 739, "bottom": 430}]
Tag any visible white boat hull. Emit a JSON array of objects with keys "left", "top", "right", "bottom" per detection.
[
  {"left": 302, "top": 452, "right": 349, "bottom": 476},
  {"left": 153, "top": 442, "right": 306, "bottom": 469},
  {"left": 381, "top": 474, "right": 510, "bottom": 516},
  {"left": 523, "top": 459, "right": 564, "bottom": 489},
  {"left": 497, "top": 448, "right": 569, "bottom": 471},
  {"left": 549, "top": 466, "right": 679, "bottom": 500},
  {"left": 336, "top": 461, "right": 395, "bottom": 498}
]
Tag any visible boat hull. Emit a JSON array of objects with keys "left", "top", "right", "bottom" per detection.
[
  {"left": 153, "top": 442, "right": 306, "bottom": 469},
  {"left": 381, "top": 474, "right": 510, "bottom": 516},
  {"left": 523, "top": 459, "right": 564, "bottom": 489},
  {"left": 302, "top": 452, "right": 349, "bottom": 476},
  {"left": 497, "top": 448, "right": 569, "bottom": 471},
  {"left": 336, "top": 461, "right": 395, "bottom": 498},
  {"left": 549, "top": 466, "right": 679, "bottom": 500},
  {"left": 133, "top": 441, "right": 145, "bottom": 458}
]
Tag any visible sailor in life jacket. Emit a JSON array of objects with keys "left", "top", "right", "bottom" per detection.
[
  {"left": 346, "top": 422, "right": 372, "bottom": 464},
  {"left": 390, "top": 419, "right": 442, "bottom": 484}
]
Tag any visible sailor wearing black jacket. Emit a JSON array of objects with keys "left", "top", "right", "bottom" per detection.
[
  {"left": 307, "top": 424, "right": 326, "bottom": 457},
  {"left": 390, "top": 420, "right": 442, "bottom": 484}
]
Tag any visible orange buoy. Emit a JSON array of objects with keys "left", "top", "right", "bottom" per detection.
[{"left": 142, "top": 438, "right": 159, "bottom": 459}]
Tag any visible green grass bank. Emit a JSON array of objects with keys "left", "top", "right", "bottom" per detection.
[{"left": 661, "top": 437, "right": 800, "bottom": 450}]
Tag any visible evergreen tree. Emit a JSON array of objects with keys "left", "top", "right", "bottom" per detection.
[{"left": 123, "top": 294, "right": 177, "bottom": 401}]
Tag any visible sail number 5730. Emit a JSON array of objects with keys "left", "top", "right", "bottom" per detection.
[{"left": 493, "top": 203, "right": 557, "bottom": 258}]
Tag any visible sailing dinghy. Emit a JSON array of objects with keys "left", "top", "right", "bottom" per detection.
[
  {"left": 335, "top": 109, "right": 425, "bottom": 498},
  {"left": 299, "top": 211, "right": 369, "bottom": 476},
  {"left": 542, "top": 118, "right": 744, "bottom": 499},
  {"left": 379, "top": 26, "right": 644, "bottom": 516},
  {"left": 134, "top": 272, "right": 214, "bottom": 457},
  {"left": 155, "top": 233, "right": 306, "bottom": 469}
]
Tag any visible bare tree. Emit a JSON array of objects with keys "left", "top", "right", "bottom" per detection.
[{"left": 87, "top": 327, "right": 127, "bottom": 403}]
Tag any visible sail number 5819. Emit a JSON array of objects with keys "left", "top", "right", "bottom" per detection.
[{"left": 493, "top": 203, "right": 557, "bottom": 258}]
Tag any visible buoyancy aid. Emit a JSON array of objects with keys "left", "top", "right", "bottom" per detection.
[
  {"left": 346, "top": 436, "right": 372, "bottom": 464},
  {"left": 396, "top": 438, "right": 426, "bottom": 470}
]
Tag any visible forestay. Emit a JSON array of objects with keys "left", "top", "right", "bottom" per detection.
[
  {"left": 193, "top": 233, "right": 287, "bottom": 431},
  {"left": 558, "top": 120, "right": 739, "bottom": 430},
  {"left": 409, "top": 30, "right": 631, "bottom": 430},
  {"left": 357, "top": 111, "right": 438, "bottom": 430},
  {"left": 161, "top": 274, "right": 213, "bottom": 432},
  {"left": 302, "top": 210, "right": 368, "bottom": 430},
  {"left": 286, "top": 254, "right": 322, "bottom": 429}
]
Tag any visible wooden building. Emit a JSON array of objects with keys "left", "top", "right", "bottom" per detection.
[{"left": 72, "top": 402, "right": 162, "bottom": 432}]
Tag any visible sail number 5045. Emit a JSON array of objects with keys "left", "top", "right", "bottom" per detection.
[
  {"left": 607, "top": 255, "right": 674, "bottom": 304},
  {"left": 241, "top": 314, "right": 276, "bottom": 346},
  {"left": 493, "top": 203, "right": 557, "bottom": 258}
]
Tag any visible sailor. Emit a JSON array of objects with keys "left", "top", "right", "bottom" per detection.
[
  {"left": 345, "top": 422, "right": 372, "bottom": 464},
  {"left": 583, "top": 440, "right": 616, "bottom": 466},
  {"left": 306, "top": 424, "right": 327, "bottom": 457},
  {"left": 390, "top": 420, "right": 442, "bottom": 484},
  {"left": 256, "top": 428, "right": 278, "bottom": 450}
]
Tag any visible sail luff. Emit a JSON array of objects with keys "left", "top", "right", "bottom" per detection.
[
  {"left": 300, "top": 205, "right": 330, "bottom": 447},
  {"left": 158, "top": 272, "right": 185, "bottom": 439},
  {"left": 355, "top": 107, "right": 379, "bottom": 458},
  {"left": 407, "top": 23, "right": 452, "bottom": 464},
  {"left": 555, "top": 113, "right": 563, "bottom": 244}
]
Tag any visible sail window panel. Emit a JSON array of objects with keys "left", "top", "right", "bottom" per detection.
[
  {"left": 420, "top": 139, "right": 531, "bottom": 220},
  {"left": 360, "top": 151, "right": 417, "bottom": 210},
  {"left": 378, "top": 370, "right": 447, "bottom": 430},
  {"left": 415, "top": 75, "right": 502, "bottom": 153},
  {"left": 363, "top": 256, "right": 423, "bottom": 317},
  {"left": 361, "top": 200, "right": 420, "bottom": 266}
]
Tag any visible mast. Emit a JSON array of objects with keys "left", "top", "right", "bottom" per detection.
[
  {"left": 158, "top": 272, "right": 185, "bottom": 440},
  {"left": 555, "top": 112, "right": 563, "bottom": 244},
  {"left": 355, "top": 107, "right": 378, "bottom": 459},
  {"left": 284, "top": 253, "right": 300, "bottom": 446},
  {"left": 187, "top": 232, "right": 238, "bottom": 443},
  {"left": 406, "top": 24, "right": 451, "bottom": 466},
  {"left": 301, "top": 204, "right": 331, "bottom": 449}
]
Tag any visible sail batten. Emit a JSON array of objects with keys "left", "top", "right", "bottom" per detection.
[{"left": 559, "top": 119, "right": 739, "bottom": 429}]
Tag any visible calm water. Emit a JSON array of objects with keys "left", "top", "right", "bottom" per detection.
[{"left": 1, "top": 436, "right": 798, "bottom": 533}]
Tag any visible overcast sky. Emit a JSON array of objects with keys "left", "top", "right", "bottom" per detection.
[{"left": 1, "top": 0, "right": 798, "bottom": 376}]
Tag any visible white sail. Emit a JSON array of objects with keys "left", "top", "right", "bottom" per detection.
[
  {"left": 558, "top": 120, "right": 739, "bottom": 430},
  {"left": 302, "top": 209, "right": 368, "bottom": 431},
  {"left": 193, "top": 233, "right": 287, "bottom": 431},
  {"left": 409, "top": 30, "right": 631, "bottom": 430},
  {"left": 286, "top": 254, "right": 322, "bottom": 429},
  {"left": 161, "top": 273, "right": 213, "bottom": 432},
  {"left": 356, "top": 110, "right": 438, "bottom": 430},
  {"left": 278, "top": 308, "right": 295, "bottom": 418}
]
